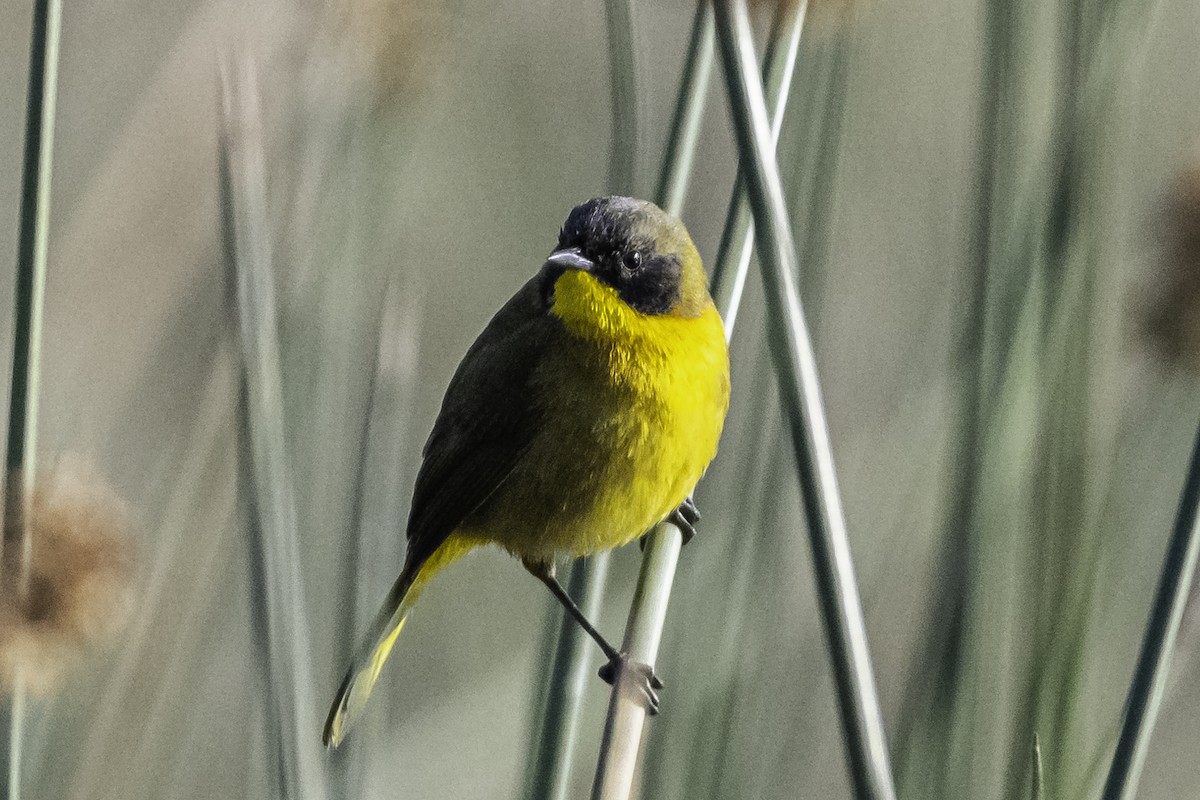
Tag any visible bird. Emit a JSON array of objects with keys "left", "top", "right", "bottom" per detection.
[{"left": 323, "top": 195, "right": 730, "bottom": 748}]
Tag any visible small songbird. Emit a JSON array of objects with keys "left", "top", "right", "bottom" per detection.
[{"left": 323, "top": 196, "right": 730, "bottom": 747}]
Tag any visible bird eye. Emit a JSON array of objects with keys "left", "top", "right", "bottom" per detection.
[{"left": 622, "top": 251, "right": 643, "bottom": 272}]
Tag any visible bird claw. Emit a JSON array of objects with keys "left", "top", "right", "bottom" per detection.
[
  {"left": 638, "top": 498, "right": 701, "bottom": 550},
  {"left": 667, "top": 496, "right": 701, "bottom": 544},
  {"left": 599, "top": 653, "right": 664, "bottom": 715}
]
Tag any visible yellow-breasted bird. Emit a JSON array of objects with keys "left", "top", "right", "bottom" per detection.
[{"left": 323, "top": 196, "right": 730, "bottom": 747}]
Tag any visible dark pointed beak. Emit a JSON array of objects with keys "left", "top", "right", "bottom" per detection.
[{"left": 546, "top": 248, "right": 594, "bottom": 272}]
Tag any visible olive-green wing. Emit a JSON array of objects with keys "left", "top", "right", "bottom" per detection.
[
  {"left": 403, "top": 269, "right": 557, "bottom": 573},
  {"left": 324, "top": 269, "right": 561, "bottom": 748}
]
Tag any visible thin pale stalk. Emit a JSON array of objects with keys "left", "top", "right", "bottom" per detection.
[
  {"left": 654, "top": 0, "right": 715, "bottom": 218},
  {"left": 587, "top": 3, "right": 713, "bottom": 797},
  {"left": 590, "top": 3, "right": 806, "bottom": 798},
  {"left": 591, "top": 528, "right": 683, "bottom": 800},
  {"left": 713, "top": 2, "right": 897, "bottom": 798},
  {"left": 526, "top": 0, "right": 645, "bottom": 792},
  {"left": 2, "top": 0, "right": 62, "bottom": 796},
  {"left": 218, "top": 52, "right": 327, "bottom": 800},
  {"left": 1100, "top": 423, "right": 1200, "bottom": 800}
]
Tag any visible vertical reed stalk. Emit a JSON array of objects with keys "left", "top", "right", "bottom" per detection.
[
  {"left": 586, "top": 3, "right": 714, "bottom": 796},
  {"left": 218, "top": 52, "right": 327, "bottom": 800},
  {"left": 526, "top": 0, "right": 647, "bottom": 794},
  {"left": 654, "top": 0, "right": 715, "bottom": 218},
  {"left": 713, "top": 1, "right": 897, "bottom": 797},
  {"left": 591, "top": 530, "right": 683, "bottom": 800},
  {"left": 604, "top": 0, "right": 639, "bottom": 195},
  {"left": 590, "top": 3, "right": 807, "bottom": 798},
  {"left": 1100, "top": 424, "right": 1200, "bottom": 800},
  {"left": 2, "top": 0, "right": 63, "bottom": 796}
]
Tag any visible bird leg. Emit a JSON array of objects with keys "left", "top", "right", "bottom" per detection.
[
  {"left": 524, "top": 558, "right": 663, "bottom": 714},
  {"left": 526, "top": 559, "right": 620, "bottom": 661}
]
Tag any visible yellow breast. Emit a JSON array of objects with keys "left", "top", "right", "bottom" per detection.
[
  {"left": 467, "top": 269, "right": 730, "bottom": 560},
  {"left": 550, "top": 268, "right": 728, "bottom": 371}
]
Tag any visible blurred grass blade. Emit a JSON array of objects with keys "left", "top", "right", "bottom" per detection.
[
  {"left": 713, "top": 1, "right": 898, "bottom": 798},
  {"left": 709, "top": 0, "right": 807, "bottom": 329},
  {"left": 218, "top": 50, "right": 328, "bottom": 800},
  {"left": 655, "top": 0, "right": 715, "bottom": 218},
  {"left": 1100, "top": 424, "right": 1200, "bottom": 800},
  {"left": 2, "top": 0, "right": 63, "bottom": 795}
]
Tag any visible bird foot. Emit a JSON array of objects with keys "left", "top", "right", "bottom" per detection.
[
  {"left": 639, "top": 497, "right": 701, "bottom": 550},
  {"left": 667, "top": 496, "right": 701, "bottom": 544},
  {"left": 599, "top": 653, "right": 664, "bottom": 715}
]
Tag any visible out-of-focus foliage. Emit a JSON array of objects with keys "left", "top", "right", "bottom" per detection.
[{"left": 0, "top": 0, "right": 1199, "bottom": 798}]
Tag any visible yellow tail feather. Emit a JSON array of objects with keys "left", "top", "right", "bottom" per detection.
[
  {"left": 323, "top": 537, "right": 477, "bottom": 748},
  {"left": 323, "top": 587, "right": 415, "bottom": 748}
]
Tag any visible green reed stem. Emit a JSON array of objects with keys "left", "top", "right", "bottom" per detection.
[
  {"left": 655, "top": 0, "right": 715, "bottom": 218},
  {"left": 3, "top": 0, "right": 63, "bottom": 796},
  {"left": 605, "top": 0, "right": 638, "bottom": 195},
  {"left": 713, "top": 1, "right": 898, "bottom": 797}
]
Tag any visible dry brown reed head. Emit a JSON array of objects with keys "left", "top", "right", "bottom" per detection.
[
  {"left": 1141, "top": 161, "right": 1200, "bottom": 371},
  {"left": 0, "top": 459, "right": 135, "bottom": 696}
]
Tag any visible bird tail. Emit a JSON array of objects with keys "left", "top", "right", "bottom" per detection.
[
  {"left": 322, "top": 566, "right": 419, "bottom": 749},
  {"left": 322, "top": 539, "right": 474, "bottom": 748}
]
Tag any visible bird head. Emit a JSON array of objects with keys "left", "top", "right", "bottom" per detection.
[{"left": 543, "top": 196, "right": 711, "bottom": 320}]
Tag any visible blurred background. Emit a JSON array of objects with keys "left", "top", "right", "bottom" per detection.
[{"left": 1, "top": 0, "right": 1199, "bottom": 798}]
